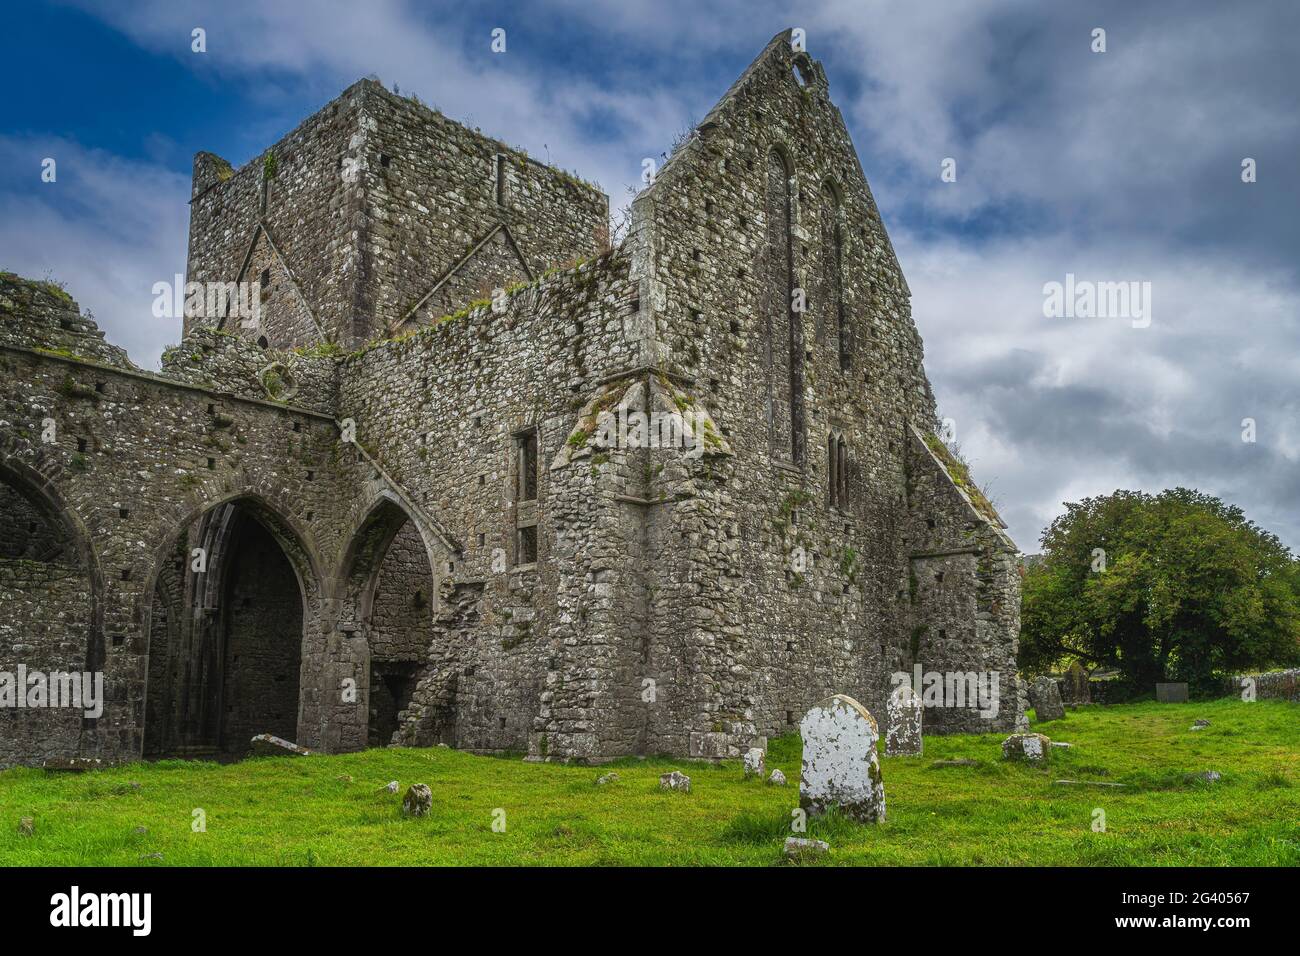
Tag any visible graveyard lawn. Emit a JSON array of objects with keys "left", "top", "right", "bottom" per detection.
[{"left": 0, "top": 698, "right": 1296, "bottom": 866}]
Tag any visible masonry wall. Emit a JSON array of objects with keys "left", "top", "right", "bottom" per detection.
[
  {"left": 339, "top": 249, "right": 649, "bottom": 758},
  {"left": 619, "top": 33, "right": 1021, "bottom": 748},
  {"left": 184, "top": 80, "right": 608, "bottom": 351},
  {"left": 0, "top": 276, "right": 358, "bottom": 766}
]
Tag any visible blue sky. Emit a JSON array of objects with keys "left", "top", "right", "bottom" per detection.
[{"left": 2, "top": 0, "right": 1298, "bottom": 554}]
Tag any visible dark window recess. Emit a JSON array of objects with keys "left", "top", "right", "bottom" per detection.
[
  {"left": 515, "top": 432, "right": 538, "bottom": 502},
  {"left": 828, "top": 434, "right": 849, "bottom": 508},
  {"left": 257, "top": 335, "right": 269, "bottom": 349},
  {"left": 380, "top": 153, "right": 392, "bottom": 168},
  {"left": 494, "top": 153, "right": 507, "bottom": 205},
  {"left": 730, "top": 319, "right": 742, "bottom": 335},
  {"left": 76, "top": 438, "right": 88, "bottom": 452},
  {"left": 120, "top": 569, "right": 131, "bottom": 581},
  {"left": 259, "top": 268, "right": 271, "bottom": 297},
  {"left": 517, "top": 525, "right": 538, "bottom": 565},
  {"left": 112, "top": 634, "right": 124, "bottom": 648},
  {"left": 207, "top": 458, "right": 215, "bottom": 470},
  {"left": 119, "top": 508, "right": 129, "bottom": 519},
  {"left": 292, "top": 421, "right": 301, "bottom": 432},
  {"left": 630, "top": 297, "right": 641, "bottom": 313},
  {"left": 306, "top": 470, "right": 315, "bottom": 481}
]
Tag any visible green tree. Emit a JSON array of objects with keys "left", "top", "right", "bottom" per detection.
[{"left": 1020, "top": 488, "right": 1300, "bottom": 694}]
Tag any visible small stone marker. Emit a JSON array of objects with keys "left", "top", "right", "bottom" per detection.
[
  {"left": 768, "top": 769, "right": 787, "bottom": 786},
  {"left": 659, "top": 770, "right": 691, "bottom": 793},
  {"left": 1027, "top": 676, "right": 1066, "bottom": 721},
  {"left": 743, "top": 748, "right": 766, "bottom": 778},
  {"left": 249, "top": 733, "right": 312, "bottom": 756},
  {"left": 886, "top": 685, "right": 923, "bottom": 756},
  {"left": 1191, "top": 719, "right": 1210, "bottom": 730},
  {"left": 1156, "top": 682, "right": 1189, "bottom": 703},
  {"left": 381, "top": 780, "right": 399, "bottom": 794},
  {"left": 1053, "top": 780, "right": 1128, "bottom": 788},
  {"left": 402, "top": 783, "right": 432, "bottom": 817},
  {"left": 1002, "top": 732, "right": 1051, "bottom": 763},
  {"left": 42, "top": 757, "right": 110, "bottom": 773},
  {"left": 18, "top": 817, "right": 34, "bottom": 836},
  {"left": 595, "top": 772, "right": 619, "bottom": 785},
  {"left": 798, "top": 694, "right": 886, "bottom": 823},
  {"left": 1062, "top": 660, "right": 1091, "bottom": 705},
  {"left": 1051, "top": 741, "right": 1073, "bottom": 749},
  {"left": 784, "top": 836, "right": 829, "bottom": 859},
  {"left": 1187, "top": 770, "right": 1222, "bottom": 784}
]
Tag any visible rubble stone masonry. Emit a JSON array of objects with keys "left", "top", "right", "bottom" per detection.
[{"left": 0, "top": 32, "right": 1022, "bottom": 767}]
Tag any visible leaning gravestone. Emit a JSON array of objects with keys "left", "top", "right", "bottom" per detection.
[
  {"left": 743, "top": 748, "right": 766, "bottom": 778},
  {"left": 799, "top": 694, "right": 886, "bottom": 823},
  {"left": 1156, "top": 682, "right": 1189, "bottom": 703},
  {"left": 886, "top": 685, "right": 923, "bottom": 756},
  {"left": 1027, "top": 676, "right": 1065, "bottom": 722}
]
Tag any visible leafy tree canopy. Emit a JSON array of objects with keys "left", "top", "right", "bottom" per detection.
[{"left": 1020, "top": 488, "right": 1300, "bottom": 693}]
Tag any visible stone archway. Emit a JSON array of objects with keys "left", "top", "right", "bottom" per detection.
[
  {"left": 142, "top": 494, "right": 319, "bottom": 757},
  {"left": 0, "top": 453, "right": 103, "bottom": 766},
  {"left": 334, "top": 492, "right": 444, "bottom": 748}
]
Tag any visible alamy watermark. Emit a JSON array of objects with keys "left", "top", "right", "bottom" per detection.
[
  {"left": 152, "top": 275, "right": 261, "bottom": 327},
  {"left": 890, "top": 665, "right": 1000, "bottom": 718},
  {"left": 0, "top": 666, "right": 104, "bottom": 718},
  {"left": 1043, "top": 273, "right": 1151, "bottom": 329},
  {"left": 593, "top": 407, "right": 707, "bottom": 460}
]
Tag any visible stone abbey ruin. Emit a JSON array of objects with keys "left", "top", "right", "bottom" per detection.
[{"left": 0, "top": 32, "right": 1024, "bottom": 768}]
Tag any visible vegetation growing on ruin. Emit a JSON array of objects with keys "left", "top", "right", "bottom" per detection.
[
  {"left": 1, "top": 699, "right": 1294, "bottom": 866},
  {"left": 923, "top": 432, "right": 1001, "bottom": 525}
]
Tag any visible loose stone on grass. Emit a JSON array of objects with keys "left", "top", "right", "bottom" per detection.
[
  {"left": 402, "top": 783, "right": 432, "bottom": 816},
  {"left": 659, "top": 770, "right": 691, "bottom": 793},
  {"left": 1002, "top": 732, "right": 1052, "bottom": 763},
  {"left": 784, "top": 837, "right": 830, "bottom": 860}
]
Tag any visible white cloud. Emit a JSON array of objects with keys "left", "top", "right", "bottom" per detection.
[{"left": 0, "top": 135, "right": 190, "bottom": 367}]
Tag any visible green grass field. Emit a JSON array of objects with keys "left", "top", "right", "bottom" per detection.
[{"left": 1, "top": 698, "right": 1296, "bottom": 866}]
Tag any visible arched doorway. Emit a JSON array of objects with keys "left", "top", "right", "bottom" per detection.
[
  {"left": 336, "top": 495, "right": 440, "bottom": 747},
  {"left": 0, "top": 460, "right": 100, "bottom": 766},
  {"left": 144, "top": 497, "right": 311, "bottom": 758}
]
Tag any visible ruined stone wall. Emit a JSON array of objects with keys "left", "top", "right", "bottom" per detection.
[
  {"left": 184, "top": 85, "right": 367, "bottom": 348},
  {"left": 359, "top": 83, "right": 609, "bottom": 339},
  {"left": 619, "top": 33, "right": 1018, "bottom": 749},
  {"left": 340, "top": 250, "right": 649, "bottom": 758},
  {"left": 368, "top": 520, "right": 434, "bottom": 662},
  {"left": 185, "top": 80, "right": 608, "bottom": 351},
  {"left": 902, "top": 428, "right": 1025, "bottom": 732},
  {"left": 0, "top": 277, "right": 359, "bottom": 766}
]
